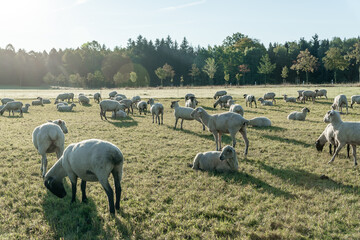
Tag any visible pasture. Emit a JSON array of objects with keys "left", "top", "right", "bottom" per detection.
[{"left": 1, "top": 86, "right": 360, "bottom": 239}]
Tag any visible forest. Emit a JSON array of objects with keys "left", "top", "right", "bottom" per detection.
[{"left": 0, "top": 33, "right": 359, "bottom": 88}]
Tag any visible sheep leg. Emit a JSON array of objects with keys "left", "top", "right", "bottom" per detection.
[
  {"left": 112, "top": 171, "right": 122, "bottom": 210},
  {"left": 81, "top": 180, "right": 88, "bottom": 203},
  {"left": 70, "top": 177, "right": 78, "bottom": 203},
  {"left": 212, "top": 132, "right": 219, "bottom": 151},
  {"left": 99, "top": 179, "right": 115, "bottom": 214},
  {"left": 174, "top": 117, "right": 178, "bottom": 129},
  {"left": 218, "top": 132, "right": 222, "bottom": 150},
  {"left": 41, "top": 154, "right": 47, "bottom": 178},
  {"left": 254, "top": 101, "right": 257, "bottom": 108},
  {"left": 352, "top": 145, "right": 357, "bottom": 166},
  {"left": 240, "top": 127, "right": 249, "bottom": 156},
  {"left": 161, "top": 113, "right": 163, "bottom": 125},
  {"left": 130, "top": 105, "right": 133, "bottom": 115},
  {"left": 157, "top": 114, "right": 161, "bottom": 125},
  {"left": 328, "top": 143, "right": 344, "bottom": 164},
  {"left": 180, "top": 119, "right": 184, "bottom": 130},
  {"left": 152, "top": 113, "right": 155, "bottom": 123},
  {"left": 347, "top": 144, "right": 351, "bottom": 159},
  {"left": 329, "top": 144, "right": 333, "bottom": 155},
  {"left": 20, "top": 109, "right": 23, "bottom": 117}
]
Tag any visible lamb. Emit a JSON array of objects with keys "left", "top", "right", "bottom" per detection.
[
  {"left": 323, "top": 110, "right": 360, "bottom": 166},
  {"left": 315, "top": 89, "right": 327, "bottom": 99},
  {"left": 44, "top": 139, "right": 124, "bottom": 214},
  {"left": 213, "top": 90, "right": 227, "bottom": 99},
  {"left": 112, "top": 110, "right": 127, "bottom": 119},
  {"left": 191, "top": 107, "right": 249, "bottom": 155},
  {"left": 147, "top": 98, "right": 164, "bottom": 125},
  {"left": 94, "top": 92, "right": 102, "bottom": 103},
  {"left": 119, "top": 99, "right": 133, "bottom": 115},
  {"left": 228, "top": 100, "right": 244, "bottom": 116},
  {"left": 185, "top": 96, "right": 198, "bottom": 109},
  {"left": 297, "top": 90, "right": 304, "bottom": 100},
  {"left": 0, "top": 101, "right": 23, "bottom": 116},
  {"left": 57, "top": 103, "right": 76, "bottom": 112},
  {"left": 32, "top": 97, "right": 44, "bottom": 106},
  {"left": 287, "top": 107, "right": 310, "bottom": 121},
  {"left": 283, "top": 94, "right": 297, "bottom": 103},
  {"left": 301, "top": 90, "right": 316, "bottom": 103},
  {"left": 248, "top": 117, "right": 271, "bottom": 127},
  {"left": 243, "top": 94, "right": 257, "bottom": 108},
  {"left": 258, "top": 97, "right": 273, "bottom": 106},
  {"left": 43, "top": 99, "right": 51, "bottom": 104},
  {"left": 263, "top": 92, "right": 276, "bottom": 103},
  {"left": 213, "top": 95, "right": 233, "bottom": 108},
  {"left": 185, "top": 93, "right": 195, "bottom": 101},
  {"left": 78, "top": 95, "right": 90, "bottom": 105},
  {"left": 137, "top": 101, "right": 148, "bottom": 115},
  {"left": 1, "top": 98, "right": 14, "bottom": 105},
  {"left": 14, "top": 103, "right": 30, "bottom": 113},
  {"left": 100, "top": 100, "right": 124, "bottom": 120},
  {"left": 332, "top": 94, "right": 348, "bottom": 114},
  {"left": 350, "top": 95, "right": 360, "bottom": 108},
  {"left": 192, "top": 145, "right": 238, "bottom": 172},
  {"left": 109, "top": 91, "right": 117, "bottom": 98},
  {"left": 32, "top": 119, "right": 68, "bottom": 177},
  {"left": 56, "top": 93, "right": 71, "bottom": 102},
  {"left": 170, "top": 101, "right": 205, "bottom": 130}
]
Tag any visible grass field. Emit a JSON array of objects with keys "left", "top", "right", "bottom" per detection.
[{"left": 1, "top": 86, "right": 360, "bottom": 239}]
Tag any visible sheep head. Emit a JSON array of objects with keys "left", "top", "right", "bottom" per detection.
[
  {"left": 219, "top": 145, "right": 235, "bottom": 161},
  {"left": 170, "top": 101, "right": 179, "bottom": 108},
  {"left": 315, "top": 139, "right": 325, "bottom": 152},
  {"left": 243, "top": 94, "right": 248, "bottom": 98},
  {"left": 53, "top": 119, "right": 68, "bottom": 134},
  {"left": 324, "top": 110, "right": 339, "bottom": 123},
  {"left": 190, "top": 107, "right": 204, "bottom": 118},
  {"left": 44, "top": 177, "right": 66, "bottom": 198}
]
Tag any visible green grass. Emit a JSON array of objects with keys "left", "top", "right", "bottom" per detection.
[{"left": 1, "top": 86, "right": 360, "bottom": 239}]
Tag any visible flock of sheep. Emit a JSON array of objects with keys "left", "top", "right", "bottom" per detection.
[{"left": 2, "top": 87, "right": 360, "bottom": 214}]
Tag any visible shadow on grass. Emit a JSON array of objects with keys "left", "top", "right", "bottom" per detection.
[
  {"left": 107, "top": 117, "right": 138, "bottom": 128},
  {"left": 79, "top": 103, "right": 92, "bottom": 107},
  {"left": 314, "top": 100, "right": 332, "bottom": 105},
  {"left": 249, "top": 126, "right": 286, "bottom": 132},
  {"left": 201, "top": 105, "right": 216, "bottom": 111},
  {"left": 262, "top": 134, "right": 312, "bottom": 147}
]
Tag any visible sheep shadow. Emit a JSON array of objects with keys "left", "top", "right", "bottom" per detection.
[
  {"left": 261, "top": 134, "right": 312, "bottom": 148},
  {"left": 248, "top": 126, "right": 286, "bottom": 132},
  {"left": 79, "top": 103, "right": 92, "bottom": 107},
  {"left": 201, "top": 106, "right": 217, "bottom": 111},
  {"left": 107, "top": 118, "right": 138, "bottom": 128},
  {"left": 314, "top": 100, "right": 332, "bottom": 105}
]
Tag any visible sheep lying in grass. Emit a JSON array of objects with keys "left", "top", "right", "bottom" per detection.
[
  {"left": 350, "top": 95, "right": 360, "bottom": 108},
  {"left": 192, "top": 145, "right": 238, "bottom": 172},
  {"left": 170, "top": 101, "right": 205, "bottom": 130},
  {"left": 315, "top": 89, "right": 327, "bottom": 99},
  {"left": 324, "top": 110, "right": 360, "bottom": 166},
  {"left": 263, "top": 92, "right": 276, "bottom": 104},
  {"left": 287, "top": 107, "right": 310, "bottom": 121},
  {"left": 112, "top": 110, "right": 127, "bottom": 119},
  {"left": 109, "top": 91, "right": 117, "bottom": 98},
  {"left": 100, "top": 100, "right": 124, "bottom": 120},
  {"left": 214, "top": 95, "right": 233, "bottom": 108},
  {"left": 137, "top": 101, "right": 147, "bottom": 115},
  {"left": 0, "top": 101, "right": 23, "bottom": 116},
  {"left": 44, "top": 139, "right": 124, "bottom": 214},
  {"left": 248, "top": 117, "right": 271, "bottom": 127},
  {"left": 283, "top": 94, "right": 296, "bottom": 103},
  {"left": 14, "top": 103, "right": 30, "bottom": 113},
  {"left": 57, "top": 103, "right": 76, "bottom": 112},
  {"left": 119, "top": 99, "right": 133, "bottom": 115},
  {"left": 258, "top": 97, "right": 273, "bottom": 106},
  {"left": 316, "top": 123, "right": 350, "bottom": 158},
  {"left": 301, "top": 90, "right": 316, "bottom": 103},
  {"left": 43, "top": 99, "right": 51, "bottom": 104},
  {"left": 148, "top": 98, "right": 164, "bottom": 125},
  {"left": 191, "top": 107, "right": 249, "bottom": 155},
  {"left": 32, "top": 97, "right": 43, "bottom": 106},
  {"left": 1, "top": 98, "right": 14, "bottom": 105},
  {"left": 332, "top": 94, "right": 348, "bottom": 114},
  {"left": 213, "top": 90, "right": 227, "bottom": 99},
  {"left": 94, "top": 92, "right": 102, "bottom": 103},
  {"left": 243, "top": 94, "right": 257, "bottom": 108},
  {"left": 228, "top": 99, "right": 244, "bottom": 116},
  {"left": 78, "top": 95, "right": 90, "bottom": 105},
  {"left": 185, "top": 93, "right": 195, "bottom": 101},
  {"left": 32, "top": 119, "right": 68, "bottom": 177},
  {"left": 185, "top": 96, "right": 198, "bottom": 109}
]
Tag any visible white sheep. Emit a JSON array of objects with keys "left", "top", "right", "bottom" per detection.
[
  {"left": 109, "top": 91, "right": 117, "bottom": 98},
  {"left": 248, "top": 117, "right": 271, "bottom": 127},
  {"left": 228, "top": 99, "right": 244, "bottom": 116},
  {"left": 78, "top": 95, "right": 90, "bottom": 105},
  {"left": 147, "top": 98, "right": 164, "bottom": 125},
  {"left": 56, "top": 93, "right": 71, "bottom": 102},
  {"left": 258, "top": 97, "right": 273, "bottom": 106},
  {"left": 263, "top": 92, "right": 276, "bottom": 104},
  {"left": 43, "top": 99, "right": 51, "bottom": 104},
  {"left": 94, "top": 92, "right": 102, "bottom": 103},
  {"left": 44, "top": 139, "right": 124, "bottom": 214},
  {"left": 332, "top": 94, "right": 348, "bottom": 114},
  {"left": 283, "top": 94, "right": 296, "bottom": 103},
  {"left": 32, "top": 97, "right": 43, "bottom": 106},
  {"left": 137, "top": 101, "right": 148, "bottom": 115},
  {"left": 297, "top": 90, "right": 304, "bottom": 100},
  {"left": 131, "top": 96, "right": 141, "bottom": 103},
  {"left": 192, "top": 145, "right": 238, "bottom": 172},
  {"left": 213, "top": 90, "right": 227, "bottom": 99},
  {"left": 350, "top": 95, "right": 360, "bottom": 108},
  {"left": 315, "top": 89, "right": 327, "bottom": 99},
  {"left": 100, "top": 100, "right": 124, "bottom": 120},
  {"left": 115, "top": 93, "right": 127, "bottom": 99},
  {"left": 243, "top": 94, "right": 257, "bottom": 108},
  {"left": 191, "top": 107, "right": 249, "bottom": 155},
  {"left": 112, "top": 110, "right": 127, "bottom": 119},
  {"left": 301, "top": 90, "right": 316, "bottom": 103},
  {"left": 68, "top": 93, "right": 74, "bottom": 102},
  {"left": 0, "top": 101, "right": 23, "bottom": 116},
  {"left": 214, "top": 95, "right": 233, "bottom": 108},
  {"left": 1, "top": 98, "right": 14, "bottom": 105},
  {"left": 14, "top": 103, "right": 30, "bottom": 113},
  {"left": 56, "top": 102, "right": 68, "bottom": 109},
  {"left": 57, "top": 103, "right": 76, "bottom": 112},
  {"left": 32, "top": 119, "right": 68, "bottom": 177},
  {"left": 170, "top": 101, "right": 205, "bottom": 130},
  {"left": 119, "top": 99, "right": 133, "bottom": 115},
  {"left": 185, "top": 93, "right": 195, "bottom": 101},
  {"left": 185, "top": 96, "right": 198, "bottom": 109},
  {"left": 324, "top": 110, "right": 360, "bottom": 165},
  {"left": 287, "top": 107, "right": 310, "bottom": 121}
]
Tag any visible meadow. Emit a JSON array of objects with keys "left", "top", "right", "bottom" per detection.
[{"left": 1, "top": 85, "right": 360, "bottom": 239}]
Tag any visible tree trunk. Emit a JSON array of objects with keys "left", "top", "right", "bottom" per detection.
[
  {"left": 306, "top": 72, "right": 309, "bottom": 84},
  {"left": 334, "top": 71, "right": 337, "bottom": 84},
  {"left": 358, "top": 65, "right": 360, "bottom": 83}
]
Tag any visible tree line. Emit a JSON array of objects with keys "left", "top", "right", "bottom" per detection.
[{"left": 0, "top": 33, "right": 359, "bottom": 88}]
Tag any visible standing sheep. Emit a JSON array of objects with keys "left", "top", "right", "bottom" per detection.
[
  {"left": 263, "top": 92, "right": 276, "bottom": 104},
  {"left": 185, "top": 93, "right": 195, "bottom": 101},
  {"left": 170, "top": 101, "right": 205, "bottom": 130},
  {"left": 56, "top": 93, "right": 71, "bottom": 103},
  {"left": 213, "top": 90, "right": 227, "bottom": 99},
  {"left": 315, "top": 89, "right": 327, "bottom": 99},
  {"left": 137, "top": 101, "right": 148, "bottom": 115},
  {"left": 147, "top": 98, "right": 164, "bottom": 125},
  {"left": 228, "top": 99, "right": 244, "bottom": 116},
  {"left": 94, "top": 93, "right": 102, "bottom": 103},
  {"left": 44, "top": 139, "right": 124, "bottom": 214},
  {"left": 287, "top": 107, "right": 310, "bottom": 121},
  {"left": 109, "top": 91, "right": 117, "bottom": 98},
  {"left": 243, "top": 94, "right": 257, "bottom": 108},
  {"left": 297, "top": 90, "right": 304, "bottom": 101},
  {"left": 332, "top": 94, "right": 348, "bottom": 114},
  {"left": 0, "top": 101, "right": 23, "bottom": 116},
  {"left": 185, "top": 96, "right": 198, "bottom": 109},
  {"left": 1, "top": 98, "right": 14, "bottom": 105},
  {"left": 78, "top": 95, "right": 90, "bottom": 105},
  {"left": 14, "top": 103, "right": 30, "bottom": 113},
  {"left": 213, "top": 95, "right": 233, "bottom": 108},
  {"left": 100, "top": 100, "right": 124, "bottom": 120},
  {"left": 301, "top": 90, "right": 316, "bottom": 103},
  {"left": 350, "top": 95, "right": 360, "bottom": 108},
  {"left": 119, "top": 99, "right": 133, "bottom": 115}
]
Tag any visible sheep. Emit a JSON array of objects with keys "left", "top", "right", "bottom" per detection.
[
  {"left": 243, "top": 94, "right": 257, "bottom": 108},
  {"left": 350, "top": 95, "right": 360, "bottom": 108},
  {"left": 137, "top": 101, "right": 148, "bottom": 115},
  {"left": 170, "top": 101, "right": 205, "bottom": 130},
  {"left": 185, "top": 96, "right": 198, "bottom": 109},
  {"left": 131, "top": 96, "right": 141, "bottom": 104},
  {"left": 213, "top": 90, "right": 227, "bottom": 99},
  {"left": 301, "top": 90, "right": 316, "bottom": 103},
  {"left": 315, "top": 123, "right": 350, "bottom": 158},
  {"left": 263, "top": 92, "right": 276, "bottom": 104},
  {"left": 112, "top": 110, "right": 127, "bottom": 119},
  {"left": 78, "top": 95, "right": 90, "bottom": 105},
  {"left": 68, "top": 93, "right": 74, "bottom": 102},
  {"left": 323, "top": 110, "right": 360, "bottom": 166},
  {"left": 1, "top": 98, "right": 14, "bottom": 105},
  {"left": 115, "top": 93, "right": 126, "bottom": 99},
  {"left": 14, "top": 103, "right": 30, "bottom": 113},
  {"left": 32, "top": 119, "right": 68, "bottom": 177},
  {"left": 147, "top": 98, "right": 164, "bottom": 125},
  {"left": 191, "top": 107, "right": 249, "bottom": 155},
  {"left": 32, "top": 97, "right": 44, "bottom": 106},
  {"left": 57, "top": 103, "right": 76, "bottom": 112},
  {"left": 100, "top": 100, "right": 124, "bottom": 120},
  {"left": 119, "top": 99, "right": 133, "bottom": 115},
  {"left": 248, "top": 117, "right": 271, "bottom": 127},
  {"left": 228, "top": 100, "right": 244, "bottom": 116},
  {"left": 56, "top": 93, "right": 71, "bottom": 103},
  {"left": 332, "top": 94, "right": 348, "bottom": 114},
  {"left": 258, "top": 97, "right": 273, "bottom": 106},
  {"left": 287, "top": 107, "right": 310, "bottom": 121},
  {"left": 43, "top": 99, "right": 51, "bottom": 104},
  {"left": 56, "top": 102, "right": 68, "bottom": 109},
  {"left": 0, "top": 101, "right": 23, "bottom": 116},
  {"left": 185, "top": 93, "right": 195, "bottom": 101},
  {"left": 94, "top": 92, "right": 102, "bottom": 103},
  {"left": 109, "top": 91, "right": 117, "bottom": 98},
  {"left": 283, "top": 94, "right": 297, "bottom": 103},
  {"left": 44, "top": 139, "right": 124, "bottom": 214},
  {"left": 297, "top": 90, "right": 304, "bottom": 100},
  {"left": 315, "top": 89, "right": 327, "bottom": 99},
  {"left": 213, "top": 95, "right": 233, "bottom": 108},
  {"left": 192, "top": 145, "right": 238, "bottom": 172}
]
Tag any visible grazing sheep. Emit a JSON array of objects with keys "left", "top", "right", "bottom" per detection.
[
  {"left": 332, "top": 94, "right": 348, "bottom": 114},
  {"left": 131, "top": 96, "right": 141, "bottom": 104},
  {"left": 214, "top": 95, "right": 233, "bottom": 108},
  {"left": 32, "top": 119, "right": 68, "bottom": 177},
  {"left": 137, "top": 101, "right": 148, "bottom": 115},
  {"left": 78, "top": 95, "right": 90, "bottom": 105},
  {"left": 301, "top": 90, "right": 316, "bottom": 103},
  {"left": 287, "top": 107, "right": 310, "bottom": 121},
  {"left": 248, "top": 117, "right": 271, "bottom": 127},
  {"left": 297, "top": 90, "right": 304, "bottom": 100},
  {"left": 44, "top": 139, "right": 124, "bottom": 214},
  {"left": 1, "top": 98, "right": 14, "bottom": 105},
  {"left": 100, "top": 100, "right": 124, "bottom": 120},
  {"left": 315, "top": 89, "right": 327, "bottom": 99},
  {"left": 192, "top": 145, "right": 238, "bottom": 172},
  {"left": 185, "top": 96, "right": 198, "bottom": 109},
  {"left": 315, "top": 124, "right": 350, "bottom": 158},
  {"left": 324, "top": 110, "right": 360, "bottom": 166},
  {"left": 32, "top": 97, "right": 44, "bottom": 106},
  {"left": 243, "top": 94, "right": 257, "bottom": 108},
  {"left": 94, "top": 92, "right": 102, "bottom": 103},
  {"left": 68, "top": 93, "right": 74, "bottom": 102},
  {"left": 283, "top": 94, "right": 297, "bottom": 103},
  {"left": 43, "top": 99, "right": 51, "bottom": 104},
  {"left": 0, "top": 101, "right": 23, "bottom": 116},
  {"left": 14, "top": 103, "right": 30, "bottom": 113},
  {"left": 258, "top": 97, "right": 273, "bottom": 106},
  {"left": 147, "top": 98, "right": 164, "bottom": 125},
  {"left": 109, "top": 91, "right": 117, "bottom": 98},
  {"left": 170, "top": 101, "right": 205, "bottom": 130},
  {"left": 228, "top": 100, "right": 244, "bottom": 116},
  {"left": 115, "top": 93, "right": 127, "bottom": 99},
  {"left": 350, "top": 95, "right": 360, "bottom": 108},
  {"left": 213, "top": 90, "right": 227, "bottom": 99},
  {"left": 57, "top": 103, "right": 76, "bottom": 112},
  {"left": 185, "top": 93, "right": 195, "bottom": 101},
  {"left": 263, "top": 92, "right": 276, "bottom": 103},
  {"left": 191, "top": 107, "right": 249, "bottom": 155},
  {"left": 112, "top": 110, "right": 127, "bottom": 119},
  {"left": 56, "top": 93, "right": 71, "bottom": 103},
  {"left": 119, "top": 99, "right": 133, "bottom": 115}
]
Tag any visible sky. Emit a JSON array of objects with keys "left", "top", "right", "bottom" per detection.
[{"left": 0, "top": 0, "right": 359, "bottom": 52}]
